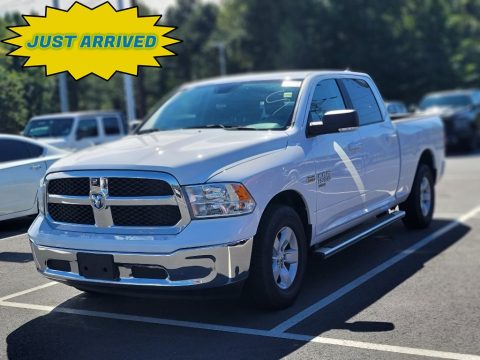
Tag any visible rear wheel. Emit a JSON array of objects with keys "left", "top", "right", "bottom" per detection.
[
  {"left": 400, "top": 164, "right": 435, "bottom": 229},
  {"left": 461, "top": 126, "right": 478, "bottom": 152},
  {"left": 461, "top": 133, "right": 477, "bottom": 152},
  {"left": 246, "top": 204, "right": 307, "bottom": 309}
]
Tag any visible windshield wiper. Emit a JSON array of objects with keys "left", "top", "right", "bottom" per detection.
[
  {"left": 137, "top": 128, "right": 161, "bottom": 135},
  {"left": 225, "top": 126, "right": 262, "bottom": 131},
  {"left": 185, "top": 124, "right": 261, "bottom": 130},
  {"left": 184, "top": 124, "right": 229, "bottom": 129}
]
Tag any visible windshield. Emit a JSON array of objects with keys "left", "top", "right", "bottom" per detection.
[
  {"left": 419, "top": 94, "right": 472, "bottom": 110},
  {"left": 25, "top": 117, "right": 74, "bottom": 138},
  {"left": 138, "top": 80, "right": 302, "bottom": 132}
]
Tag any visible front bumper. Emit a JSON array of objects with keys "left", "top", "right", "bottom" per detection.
[{"left": 30, "top": 238, "right": 253, "bottom": 289}]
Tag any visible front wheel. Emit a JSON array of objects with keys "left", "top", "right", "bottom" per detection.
[
  {"left": 246, "top": 204, "right": 307, "bottom": 309},
  {"left": 400, "top": 164, "right": 435, "bottom": 229}
]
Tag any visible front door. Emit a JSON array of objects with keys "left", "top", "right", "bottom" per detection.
[{"left": 306, "top": 79, "right": 366, "bottom": 238}]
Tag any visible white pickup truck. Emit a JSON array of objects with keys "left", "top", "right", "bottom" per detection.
[{"left": 29, "top": 71, "right": 445, "bottom": 309}]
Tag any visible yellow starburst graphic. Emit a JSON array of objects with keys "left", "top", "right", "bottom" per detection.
[{"left": 2, "top": 1, "right": 181, "bottom": 80}]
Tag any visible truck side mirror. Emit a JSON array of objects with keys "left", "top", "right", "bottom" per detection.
[{"left": 308, "top": 109, "right": 359, "bottom": 137}]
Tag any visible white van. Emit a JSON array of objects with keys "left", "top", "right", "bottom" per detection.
[{"left": 23, "top": 111, "right": 126, "bottom": 151}]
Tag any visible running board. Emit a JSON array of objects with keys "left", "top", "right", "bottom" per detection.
[{"left": 314, "top": 210, "right": 405, "bottom": 259}]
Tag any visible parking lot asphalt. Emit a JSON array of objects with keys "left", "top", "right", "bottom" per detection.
[{"left": 1, "top": 151, "right": 479, "bottom": 360}]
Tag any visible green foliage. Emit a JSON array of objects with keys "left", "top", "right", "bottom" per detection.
[
  {"left": 0, "top": 67, "right": 28, "bottom": 133},
  {"left": 0, "top": 0, "right": 479, "bottom": 134}
]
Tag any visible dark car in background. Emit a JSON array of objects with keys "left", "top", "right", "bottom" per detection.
[
  {"left": 418, "top": 90, "right": 480, "bottom": 151},
  {"left": 385, "top": 101, "right": 408, "bottom": 115}
]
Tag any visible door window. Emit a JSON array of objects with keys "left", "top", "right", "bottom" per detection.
[
  {"left": 0, "top": 139, "right": 35, "bottom": 163},
  {"left": 102, "top": 117, "right": 121, "bottom": 135},
  {"left": 342, "top": 79, "right": 383, "bottom": 125},
  {"left": 76, "top": 118, "right": 99, "bottom": 140},
  {"left": 309, "top": 79, "right": 346, "bottom": 122},
  {"left": 24, "top": 142, "right": 44, "bottom": 157}
]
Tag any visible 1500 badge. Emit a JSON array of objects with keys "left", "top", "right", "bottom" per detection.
[{"left": 317, "top": 171, "right": 332, "bottom": 187}]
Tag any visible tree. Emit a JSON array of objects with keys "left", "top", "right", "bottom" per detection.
[{"left": 0, "top": 67, "right": 28, "bottom": 133}]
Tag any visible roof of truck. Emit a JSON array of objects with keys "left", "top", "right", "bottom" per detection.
[
  {"left": 30, "top": 110, "right": 121, "bottom": 120},
  {"left": 182, "top": 70, "right": 369, "bottom": 88}
]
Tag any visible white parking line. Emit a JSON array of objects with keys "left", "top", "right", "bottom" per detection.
[
  {"left": 0, "top": 206, "right": 479, "bottom": 359},
  {"left": 0, "top": 282, "right": 58, "bottom": 302},
  {"left": 0, "top": 233, "right": 28, "bottom": 242},
  {"left": 0, "top": 300, "right": 479, "bottom": 360},
  {"left": 270, "top": 205, "right": 480, "bottom": 334},
  {"left": 281, "top": 333, "right": 480, "bottom": 360}
]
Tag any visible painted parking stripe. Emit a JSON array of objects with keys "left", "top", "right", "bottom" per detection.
[
  {"left": 0, "top": 233, "right": 28, "bottom": 242},
  {"left": 0, "top": 282, "right": 58, "bottom": 302},
  {"left": 270, "top": 205, "right": 480, "bottom": 334},
  {"left": 0, "top": 300, "right": 479, "bottom": 360}
]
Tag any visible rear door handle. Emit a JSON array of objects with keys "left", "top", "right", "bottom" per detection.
[{"left": 30, "top": 164, "right": 42, "bottom": 170}]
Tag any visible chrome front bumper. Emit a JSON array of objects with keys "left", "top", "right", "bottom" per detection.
[{"left": 30, "top": 238, "right": 253, "bottom": 289}]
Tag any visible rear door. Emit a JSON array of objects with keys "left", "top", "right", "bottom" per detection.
[
  {"left": 306, "top": 78, "right": 366, "bottom": 236},
  {"left": 0, "top": 139, "right": 46, "bottom": 216},
  {"left": 340, "top": 78, "right": 400, "bottom": 211}
]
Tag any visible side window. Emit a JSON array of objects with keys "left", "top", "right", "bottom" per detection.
[
  {"left": 102, "top": 117, "right": 121, "bottom": 135},
  {"left": 0, "top": 139, "right": 34, "bottom": 163},
  {"left": 342, "top": 79, "right": 383, "bottom": 125},
  {"left": 24, "top": 142, "right": 44, "bottom": 157},
  {"left": 76, "top": 118, "right": 99, "bottom": 140},
  {"left": 309, "top": 79, "right": 346, "bottom": 122}
]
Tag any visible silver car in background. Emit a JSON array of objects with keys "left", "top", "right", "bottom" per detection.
[{"left": 0, "top": 134, "right": 66, "bottom": 221}]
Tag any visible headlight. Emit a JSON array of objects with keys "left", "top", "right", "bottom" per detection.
[
  {"left": 184, "top": 183, "right": 256, "bottom": 218},
  {"left": 37, "top": 178, "right": 46, "bottom": 215}
]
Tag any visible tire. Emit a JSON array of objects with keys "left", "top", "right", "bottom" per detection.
[
  {"left": 400, "top": 164, "right": 435, "bottom": 229},
  {"left": 461, "top": 133, "right": 477, "bottom": 152},
  {"left": 246, "top": 204, "right": 308, "bottom": 310}
]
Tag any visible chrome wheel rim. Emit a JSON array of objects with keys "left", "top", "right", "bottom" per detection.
[
  {"left": 272, "top": 226, "right": 299, "bottom": 290},
  {"left": 420, "top": 176, "right": 432, "bottom": 217}
]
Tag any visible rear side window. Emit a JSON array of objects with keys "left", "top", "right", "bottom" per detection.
[
  {"left": 76, "top": 118, "right": 99, "bottom": 140},
  {"left": 0, "top": 139, "right": 34, "bottom": 163},
  {"left": 309, "top": 79, "right": 346, "bottom": 122},
  {"left": 102, "top": 117, "right": 121, "bottom": 135},
  {"left": 342, "top": 79, "right": 383, "bottom": 125},
  {"left": 24, "top": 142, "right": 44, "bottom": 157}
]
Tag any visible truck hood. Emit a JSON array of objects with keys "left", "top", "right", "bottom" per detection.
[{"left": 48, "top": 129, "right": 289, "bottom": 184}]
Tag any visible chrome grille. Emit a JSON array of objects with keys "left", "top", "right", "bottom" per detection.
[
  {"left": 110, "top": 205, "right": 181, "bottom": 226},
  {"left": 108, "top": 178, "right": 173, "bottom": 197},
  {"left": 45, "top": 171, "right": 191, "bottom": 234},
  {"left": 48, "top": 178, "right": 90, "bottom": 196},
  {"left": 48, "top": 203, "right": 95, "bottom": 225}
]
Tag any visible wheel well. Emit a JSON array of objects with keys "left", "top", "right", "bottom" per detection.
[
  {"left": 265, "top": 190, "right": 312, "bottom": 244},
  {"left": 418, "top": 149, "right": 436, "bottom": 183}
]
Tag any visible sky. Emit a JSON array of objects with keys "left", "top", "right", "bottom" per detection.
[{"left": 0, "top": 0, "right": 188, "bottom": 15}]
